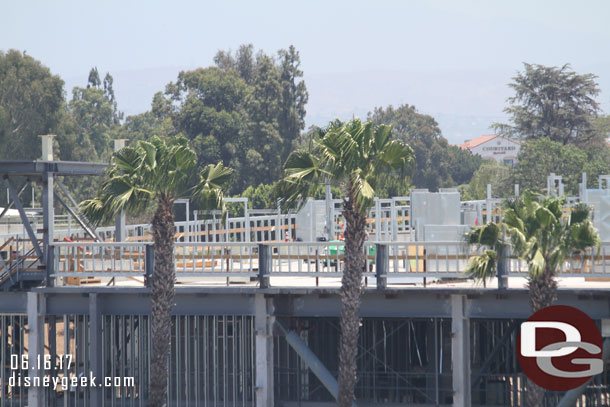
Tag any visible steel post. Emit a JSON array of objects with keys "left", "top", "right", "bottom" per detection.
[
  {"left": 375, "top": 244, "right": 388, "bottom": 289},
  {"left": 42, "top": 171, "right": 54, "bottom": 286},
  {"left": 451, "top": 294, "right": 471, "bottom": 407},
  {"left": 89, "top": 293, "right": 103, "bottom": 406},
  {"left": 255, "top": 294, "right": 274, "bottom": 406},
  {"left": 27, "top": 292, "right": 46, "bottom": 406}
]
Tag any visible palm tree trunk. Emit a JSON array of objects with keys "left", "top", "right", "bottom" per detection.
[
  {"left": 149, "top": 196, "right": 175, "bottom": 407},
  {"left": 525, "top": 266, "right": 557, "bottom": 407},
  {"left": 337, "top": 197, "right": 367, "bottom": 407}
]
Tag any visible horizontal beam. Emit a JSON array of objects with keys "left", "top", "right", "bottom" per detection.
[
  {"left": 0, "top": 161, "right": 107, "bottom": 177},
  {"left": 4, "top": 287, "right": 606, "bottom": 320}
]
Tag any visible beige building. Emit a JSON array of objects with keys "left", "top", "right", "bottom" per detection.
[{"left": 460, "top": 134, "right": 521, "bottom": 166}]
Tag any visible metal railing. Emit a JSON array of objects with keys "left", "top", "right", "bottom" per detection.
[
  {"left": 507, "top": 242, "right": 610, "bottom": 277},
  {"left": 50, "top": 241, "right": 610, "bottom": 286}
]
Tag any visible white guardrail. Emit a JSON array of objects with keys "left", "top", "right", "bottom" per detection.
[{"left": 50, "top": 241, "right": 610, "bottom": 284}]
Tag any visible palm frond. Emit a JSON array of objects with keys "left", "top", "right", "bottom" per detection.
[
  {"left": 465, "top": 250, "right": 498, "bottom": 281},
  {"left": 193, "top": 162, "right": 234, "bottom": 219}
]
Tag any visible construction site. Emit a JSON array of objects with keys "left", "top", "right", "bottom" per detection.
[{"left": 0, "top": 137, "right": 609, "bottom": 407}]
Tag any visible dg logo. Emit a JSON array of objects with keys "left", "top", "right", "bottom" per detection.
[{"left": 517, "top": 305, "right": 604, "bottom": 391}]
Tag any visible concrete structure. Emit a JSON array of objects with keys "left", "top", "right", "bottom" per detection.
[{"left": 460, "top": 134, "right": 521, "bottom": 166}]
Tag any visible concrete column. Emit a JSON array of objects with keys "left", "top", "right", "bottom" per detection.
[
  {"left": 451, "top": 294, "right": 471, "bottom": 407},
  {"left": 42, "top": 171, "right": 55, "bottom": 286},
  {"left": 40, "top": 135, "right": 55, "bottom": 161},
  {"left": 27, "top": 292, "right": 46, "bottom": 406},
  {"left": 255, "top": 294, "right": 274, "bottom": 406},
  {"left": 89, "top": 294, "right": 103, "bottom": 406},
  {"left": 114, "top": 139, "right": 127, "bottom": 242}
]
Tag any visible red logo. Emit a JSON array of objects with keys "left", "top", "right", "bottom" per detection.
[{"left": 517, "top": 305, "right": 603, "bottom": 391}]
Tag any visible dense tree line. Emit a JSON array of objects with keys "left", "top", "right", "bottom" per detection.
[
  {"left": 2, "top": 50, "right": 608, "bottom": 209},
  {"left": 153, "top": 44, "right": 308, "bottom": 193}
]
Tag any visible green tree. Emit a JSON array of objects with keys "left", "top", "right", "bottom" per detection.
[
  {"left": 460, "top": 160, "right": 511, "bottom": 200},
  {"left": 465, "top": 192, "right": 600, "bottom": 406},
  {"left": 277, "top": 45, "right": 309, "bottom": 159},
  {"left": 214, "top": 44, "right": 257, "bottom": 85},
  {"left": 0, "top": 49, "right": 64, "bottom": 160},
  {"left": 509, "top": 137, "right": 591, "bottom": 195},
  {"left": 278, "top": 119, "right": 414, "bottom": 406},
  {"left": 369, "top": 104, "right": 454, "bottom": 191},
  {"left": 495, "top": 63, "right": 601, "bottom": 146},
  {"left": 81, "top": 137, "right": 233, "bottom": 407},
  {"left": 68, "top": 86, "right": 115, "bottom": 159},
  {"left": 240, "top": 183, "right": 275, "bottom": 210},
  {"left": 163, "top": 67, "right": 247, "bottom": 184},
  {"left": 113, "top": 111, "right": 178, "bottom": 144},
  {"left": 242, "top": 55, "right": 282, "bottom": 188},
  {"left": 447, "top": 145, "right": 483, "bottom": 186},
  {"left": 87, "top": 66, "right": 101, "bottom": 88}
]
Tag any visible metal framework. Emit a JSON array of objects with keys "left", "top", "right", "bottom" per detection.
[
  {"left": 0, "top": 160, "right": 107, "bottom": 290},
  {"left": 2, "top": 288, "right": 609, "bottom": 406}
]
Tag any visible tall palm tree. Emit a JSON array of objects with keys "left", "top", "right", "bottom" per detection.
[
  {"left": 81, "top": 136, "right": 233, "bottom": 407},
  {"left": 277, "top": 119, "right": 414, "bottom": 407},
  {"left": 465, "top": 191, "right": 600, "bottom": 407}
]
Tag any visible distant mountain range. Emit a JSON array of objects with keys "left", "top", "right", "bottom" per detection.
[{"left": 64, "top": 66, "right": 610, "bottom": 146}]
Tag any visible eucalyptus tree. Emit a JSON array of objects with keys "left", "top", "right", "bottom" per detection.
[
  {"left": 278, "top": 119, "right": 414, "bottom": 407},
  {"left": 81, "top": 137, "right": 233, "bottom": 407},
  {"left": 465, "top": 191, "right": 600, "bottom": 406}
]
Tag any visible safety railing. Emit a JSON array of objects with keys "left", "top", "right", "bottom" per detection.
[
  {"left": 507, "top": 242, "right": 610, "bottom": 277},
  {"left": 173, "top": 242, "right": 258, "bottom": 277},
  {"left": 53, "top": 242, "right": 147, "bottom": 277},
  {"left": 50, "top": 241, "right": 610, "bottom": 286}
]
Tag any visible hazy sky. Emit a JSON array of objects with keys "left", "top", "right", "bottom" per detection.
[{"left": 2, "top": 0, "right": 610, "bottom": 142}]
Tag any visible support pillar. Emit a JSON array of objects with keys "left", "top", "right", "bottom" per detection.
[
  {"left": 375, "top": 197, "right": 381, "bottom": 241},
  {"left": 42, "top": 171, "right": 54, "bottom": 286},
  {"left": 497, "top": 244, "right": 509, "bottom": 290},
  {"left": 486, "top": 184, "right": 492, "bottom": 223},
  {"left": 89, "top": 294, "right": 103, "bottom": 406},
  {"left": 114, "top": 139, "right": 127, "bottom": 242},
  {"left": 27, "top": 292, "right": 46, "bottom": 406},
  {"left": 255, "top": 294, "right": 274, "bottom": 406},
  {"left": 375, "top": 244, "right": 388, "bottom": 289},
  {"left": 451, "top": 294, "right": 471, "bottom": 407},
  {"left": 325, "top": 185, "right": 332, "bottom": 241}
]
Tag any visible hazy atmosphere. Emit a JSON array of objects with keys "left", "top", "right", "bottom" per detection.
[{"left": 3, "top": 0, "right": 610, "bottom": 143}]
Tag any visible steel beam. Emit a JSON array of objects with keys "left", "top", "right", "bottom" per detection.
[
  {"left": 5, "top": 178, "right": 43, "bottom": 259},
  {"left": 451, "top": 294, "right": 471, "bottom": 407},
  {"left": 471, "top": 320, "right": 517, "bottom": 388},
  {"left": 89, "top": 293, "right": 103, "bottom": 406},
  {"left": 255, "top": 294, "right": 274, "bottom": 406},
  {"left": 27, "top": 292, "right": 46, "bottom": 406},
  {"left": 42, "top": 171, "right": 54, "bottom": 286},
  {"left": 276, "top": 320, "right": 345, "bottom": 403},
  {"left": 0, "top": 182, "right": 26, "bottom": 222},
  {"left": 113, "top": 140, "right": 127, "bottom": 243},
  {"left": 0, "top": 160, "right": 107, "bottom": 177},
  {"left": 55, "top": 189, "right": 100, "bottom": 242}
]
